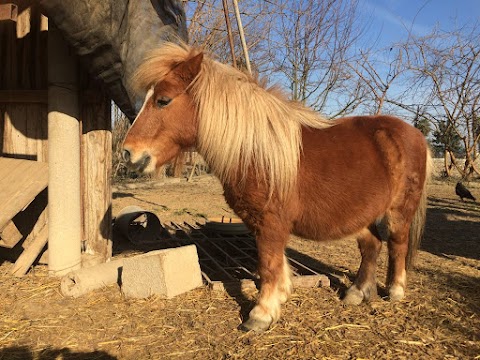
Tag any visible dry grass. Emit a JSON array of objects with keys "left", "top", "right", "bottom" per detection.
[
  {"left": 112, "top": 114, "right": 131, "bottom": 179},
  {"left": 0, "top": 177, "right": 479, "bottom": 359}
]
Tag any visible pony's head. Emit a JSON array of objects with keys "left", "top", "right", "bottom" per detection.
[{"left": 122, "top": 47, "right": 203, "bottom": 173}]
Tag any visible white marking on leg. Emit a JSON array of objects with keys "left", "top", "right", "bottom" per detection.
[
  {"left": 278, "top": 255, "right": 292, "bottom": 304},
  {"left": 344, "top": 284, "right": 365, "bottom": 305},
  {"left": 249, "top": 287, "right": 281, "bottom": 324},
  {"left": 389, "top": 269, "right": 406, "bottom": 301},
  {"left": 249, "top": 258, "right": 290, "bottom": 326},
  {"left": 244, "top": 255, "right": 290, "bottom": 331}
]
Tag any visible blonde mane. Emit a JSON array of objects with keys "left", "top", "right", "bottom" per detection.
[{"left": 133, "top": 42, "right": 333, "bottom": 198}]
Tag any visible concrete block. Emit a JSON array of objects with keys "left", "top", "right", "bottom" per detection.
[{"left": 121, "top": 245, "right": 203, "bottom": 299}]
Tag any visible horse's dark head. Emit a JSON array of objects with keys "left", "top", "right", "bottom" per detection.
[{"left": 122, "top": 52, "right": 203, "bottom": 173}]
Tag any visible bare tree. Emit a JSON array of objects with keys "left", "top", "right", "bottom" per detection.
[
  {"left": 264, "top": 0, "right": 366, "bottom": 117},
  {"left": 400, "top": 25, "right": 480, "bottom": 178},
  {"left": 185, "top": 0, "right": 368, "bottom": 117},
  {"left": 350, "top": 47, "right": 406, "bottom": 115},
  {"left": 184, "top": 0, "right": 274, "bottom": 72}
]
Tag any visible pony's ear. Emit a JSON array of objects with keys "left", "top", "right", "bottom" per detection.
[{"left": 174, "top": 52, "right": 203, "bottom": 84}]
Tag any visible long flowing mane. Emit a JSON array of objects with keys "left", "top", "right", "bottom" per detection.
[{"left": 133, "top": 42, "right": 333, "bottom": 198}]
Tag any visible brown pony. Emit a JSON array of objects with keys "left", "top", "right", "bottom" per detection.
[{"left": 122, "top": 43, "right": 432, "bottom": 332}]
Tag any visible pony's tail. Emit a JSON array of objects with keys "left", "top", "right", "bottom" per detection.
[{"left": 407, "top": 148, "right": 433, "bottom": 269}]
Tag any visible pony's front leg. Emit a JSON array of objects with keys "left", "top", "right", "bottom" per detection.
[{"left": 240, "top": 227, "right": 292, "bottom": 332}]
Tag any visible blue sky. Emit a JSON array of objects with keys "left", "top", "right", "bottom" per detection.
[
  {"left": 182, "top": 1, "right": 479, "bottom": 118},
  {"left": 359, "top": 0, "right": 480, "bottom": 48},
  {"left": 347, "top": 0, "right": 480, "bottom": 118}
]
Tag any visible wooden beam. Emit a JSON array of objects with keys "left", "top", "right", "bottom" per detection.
[
  {"left": 231, "top": 0, "right": 252, "bottom": 74},
  {"left": 0, "top": 220, "right": 22, "bottom": 248},
  {"left": 81, "top": 89, "right": 107, "bottom": 104},
  {"left": 0, "top": 4, "right": 17, "bottom": 22},
  {"left": 0, "top": 90, "right": 48, "bottom": 104},
  {"left": 0, "top": 90, "right": 103, "bottom": 104},
  {"left": 11, "top": 223, "right": 48, "bottom": 277},
  {"left": 222, "top": 0, "right": 237, "bottom": 68},
  {"left": 0, "top": 158, "right": 48, "bottom": 231},
  {"left": 81, "top": 89, "right": 112, "bottom": 261},
  {"left": 9, "top": 206, "right": 48, "bottom": 276}
]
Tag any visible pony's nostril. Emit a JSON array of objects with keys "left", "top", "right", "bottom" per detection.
[
  {"left": 122, "top": 149, "right": 152, "bottom": 172},
  {"left": 141, "top": 154, "right": 151, "bottom": 170},
  {"left": 143, "top": 154, "right": 151, "bottom": 164},
  {"left": 122, "top": 149, "right": 131, "bottom": 162}
]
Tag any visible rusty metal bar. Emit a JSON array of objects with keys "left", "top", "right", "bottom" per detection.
[
  {"left": 287, "top": 256, "right": 322, "bottom": 276},
  {"left": 207, "top": 240, "right": 257, "bottom": 279},
  {"left": 163, "top": 221, "right": 329, "bottom": 287},
  {"left": 180, "top": 221, "right": 257, "bottom": 280},
  {"left": 190, "top": 239, "right": 235, "bottom": 281}
]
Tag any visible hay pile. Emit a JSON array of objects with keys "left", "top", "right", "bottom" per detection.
[{"left": 0, "top": 179, "right": 478, "bottom": 359}]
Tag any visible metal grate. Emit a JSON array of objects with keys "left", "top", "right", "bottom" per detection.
[{"left": 159, "top": 222, "right": 330, "bottom": 290}]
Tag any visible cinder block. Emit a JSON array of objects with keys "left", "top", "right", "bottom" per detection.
[{"left": 121, "top": 245, "right": 203, "bottom": 299}]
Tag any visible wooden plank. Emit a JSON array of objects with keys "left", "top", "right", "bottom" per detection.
[
  {"left": 0, "top": 105, "right": 4, "bottom": 153},
  {"left": 208, "top": 275, "right": 330, "bottom": 293},
  {"left": 0, "top": 89, "right": 108, "bottom": 106},
  {"left": 81, "top": 90, "right": 112, "bottom": 261},
  {"left": 19, "top": 206, "right": 48, "bottom": 265},
  {"left": 0, "top": 219, "right": 22, "bottom": 248},
  {"left": 0, "top": 157, "right": 48, "bottom": 230},
  {"left": 0, "top": 4, "right": 17, "bottom": 22},
  {"left": 11, "top": 222, "right": 48, "bottom": 276},
  {"left": 16, "top": 6, "right": 30, "bottom": 38},
  {"left": 3, "top": 105, "right": 28, "bottom": 155},
  {"left": 2, "top": 9, "right": 17, "bottom": 88}
]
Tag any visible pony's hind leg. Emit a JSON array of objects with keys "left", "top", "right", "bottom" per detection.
[
  {"left": 344, "top": 226, "right": 382, "bottom": 305},
  {"left": 240, "top": 224, "right": 291, "bottom": 333},
  {"left": 386, "top": 217, "right": 410, "bottom": 301}
]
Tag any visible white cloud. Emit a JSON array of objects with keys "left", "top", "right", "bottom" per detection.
[{"left": 362, "top": 0, "right": 433, "bottom": 37}]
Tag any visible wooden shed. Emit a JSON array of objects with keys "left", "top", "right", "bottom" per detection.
[{"left": 0, "top": 0, "right": 187, "bottom": 275}]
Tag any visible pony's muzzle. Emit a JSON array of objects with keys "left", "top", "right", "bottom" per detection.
[{"left": 122, "top": 147, "right": 151, "bottom": 173}]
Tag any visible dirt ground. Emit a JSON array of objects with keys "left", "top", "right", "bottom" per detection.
[{"left": 0, "top": 174, "right": 479, "bottom": 360}]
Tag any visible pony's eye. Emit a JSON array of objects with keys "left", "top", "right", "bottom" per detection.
[{"left": 156, "top": 96, "right": 172, "bottom": 108}]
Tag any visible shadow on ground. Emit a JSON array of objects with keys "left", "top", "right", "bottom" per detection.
[
  {"left": 423, "top": 196, "right": 480, "bottom": 260},
  {"left": 0, "top": 347, "right": 116, "bottom": 360}
]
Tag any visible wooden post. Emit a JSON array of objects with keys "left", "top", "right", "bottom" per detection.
[
  {"left": 222, "top": 0, "right": 237, "bottom": 68},
  {"left": 81, "top": 89, "right": 112, "bottom": 264},
  {"left": 47, "top": 23, "right": 82, "bottom": 276},
  {"left": 231, "top": 0, "right": 251, "bottom": 74}
]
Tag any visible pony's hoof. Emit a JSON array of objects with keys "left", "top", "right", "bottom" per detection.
[
  {"left": 239, "top": 318, "right": 272, "bottom": 333},
  {"left": 389, "top": 284, "right": 405, "bottom": 301},
  {"left": 343, "top": 285, "right": 364, "bottom": 305}
]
